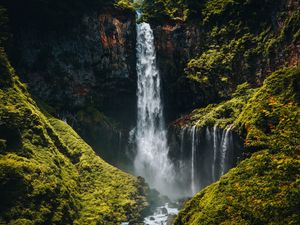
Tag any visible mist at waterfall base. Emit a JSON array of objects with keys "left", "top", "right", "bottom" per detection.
[{"left": 130, "top": 21, "right": 242, "bottom": 200}]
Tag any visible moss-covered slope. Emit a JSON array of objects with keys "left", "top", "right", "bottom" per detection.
[
  {"left": 0, "top": 49, "right": 148, "bottom": 224},
  {"left": 174, "top": 67, "right": 300, "bottom": 224}
]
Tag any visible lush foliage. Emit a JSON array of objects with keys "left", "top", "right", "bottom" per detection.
[
  {"left": 185, "top": 0, "right": 297, "bottom": 97},
  {"left": 142, "top": 0, "right": 299, "bottom": 103},
  {"left": 141, "top": 0, "right": 190, "bottom": 22},
  {"left": 0, "top": 50, "right": 148, "bottom": 224},
  {"left": 175, "top": 67, "right": 300, "bottom": 224},
  {"left": 189, "top": 82, "right": 256, "bottom": 129}
]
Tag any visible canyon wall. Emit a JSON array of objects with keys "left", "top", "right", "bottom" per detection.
[
  {"left": 8, "top": 8, "right": 137, "bottom": 167},
  {"left": 151, "top": 0, "right": 300, "bottom": 122}
]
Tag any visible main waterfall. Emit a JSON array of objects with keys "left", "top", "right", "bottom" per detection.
[{"left": 133, "top": 22, "right": 174, "bottom": 196}]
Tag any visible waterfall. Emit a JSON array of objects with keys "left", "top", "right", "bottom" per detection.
[
  {"left": 212, "top": 125, "right": 218, "bottom": 182},
  {"left": 133, "top": 22, "right": 174, "bottom": 195},
  {"left": 174, "top": 124, "right": 239, "bottom": 197},
  {"left": 190, "top": 126, "right": 197, "bottom": 195},
  {"left": 180, "top": 128, "right": 185, "bottom": 156},
  {"left": 219, "top": 126, "right": 233, "bottom": 176}
]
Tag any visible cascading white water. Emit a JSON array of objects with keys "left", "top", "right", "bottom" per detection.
[
  {"left": 212, "top": 125, "right": 218, "bottom": 182},
  {"left": 134, "top": 22, "right": 174, "bottom": 195},
  {"left": 176, "top": 125, "right": 238, "bottom": 197},
  {"left": 180, "top": 128, "right": 185, "bottom": 156},
  {"left": 190, "top": 126, "right": 197, "bottom": 195},
  {"left": 219, "top": 126, "right": 233, "bottom": 176}
]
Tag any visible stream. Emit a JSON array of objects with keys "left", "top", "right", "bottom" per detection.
[{"left": 144, "top": 204, "right": 179, "bottom": 225}]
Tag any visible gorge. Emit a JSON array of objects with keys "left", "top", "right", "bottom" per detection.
[{"left": 0, "top": 0, "right": 300, "bottom": 224}]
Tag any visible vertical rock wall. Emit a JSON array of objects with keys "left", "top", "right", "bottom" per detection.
[{"left": 8, "top": 8, "right": 137, "bottom": 167}]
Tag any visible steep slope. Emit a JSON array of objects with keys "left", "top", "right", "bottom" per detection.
[
  {"left": 174, "top": 67, "right": 300, "bottom": 224},
  {"left": 0, "top": 48, "right": 148, "bottom": 224}
]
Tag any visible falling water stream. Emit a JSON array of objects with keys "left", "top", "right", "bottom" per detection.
[
  {"left": 134, "top": 22, "right": 174, "bottom": 196},
  {"left": 190, "top": 126, "right": 197, "bottom": 195}
]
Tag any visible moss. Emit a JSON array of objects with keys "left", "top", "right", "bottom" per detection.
[
  {"left": 175, "top": 67, "right": 300, "bottom": 224},
  {"left": 235, "top": 67, "right": 300, "bottom": 152},
  {"left": 188, "top": 82, "right": 256, "bottom": 129},
  {"left": 280, "top": 8, "right": 300, "bottom": 43},
  {"left": 142, "top": 0, "right": 296, "bottom": 105},
  {"left": 0, "top": 49, "right": 148, "bottom": 223},
  {"left": 175, "top": 150, "right": 300, "bottom": 225},
  {"left": 115, "top": 0, "right": 139, "bottom": 11},
  {"left": 141, "top": 0, "right": 189, "bottom": 22}
]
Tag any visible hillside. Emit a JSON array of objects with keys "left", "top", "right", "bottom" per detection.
[{"left": 0, "top": 48, "right": 148, "bottom": 224}]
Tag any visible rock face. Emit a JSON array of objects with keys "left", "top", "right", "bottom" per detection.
[
  {"left": 152, "top": 22, "right": 206, "bottom": 122},
  {"left": 12, "top": 8, "right": 136, "bottom": 125},
  {"left": 9, "top": 8, "right": 137, "bottom": 166},
  {"left": 150, "top": 0, "right": 300, "bottom": 122}
]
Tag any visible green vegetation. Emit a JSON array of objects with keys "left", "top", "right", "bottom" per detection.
[
  {"left": 175, "top": 67, "right": 300, "bottom": 224},
  {"left": 0, "top": 49, "right": 148, "bottom": 224},
  {"left": 189, "top": 82, "right": 256, "bottom": 129},
  {"left": 142, "top": 0, "right": 299, "bottom": 101},
  {"left": 184, "top": 0, "right": 295, "bottom": 98},
  {"left": 141, "top": 0, "right": 189, "bottom": 22}
]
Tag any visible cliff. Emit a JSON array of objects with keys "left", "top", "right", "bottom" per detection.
[
  {"left": 144, "top": 0, "right": 300, "bottom": 121},
  {"left": 4, "top": 2, "right": 137, "bottom": 167},
  {"left": 0, "top": 3, "right": 152, "bottom": 219}
]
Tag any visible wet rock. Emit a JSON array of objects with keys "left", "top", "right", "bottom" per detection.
[{"left": 161, "top": 207, "right": 168, "bottom": 215}]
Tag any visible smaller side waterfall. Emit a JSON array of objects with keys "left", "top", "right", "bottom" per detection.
[
  {"left": 212, "top": 125, "right": 218, "bottom": 182},
  {"left": 170, "top": 125, "right": 241, "bottom": 197},
  {"left": 190, "top": 126, "right": 197, "bottom": 195},
  {"left": 219, "top": 127, "right": 233, "bottom": 176}
]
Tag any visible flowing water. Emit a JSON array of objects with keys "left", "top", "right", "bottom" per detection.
[
  {"left": 133, "top": 22, "right": 174, "bottom": 196},
  {"left": 190, "top": 126, "right": 197, "bottom": 195},
  {"left": 219, "top": 127, "right": 233, "bottom": 176},
  {"left": 144, "top": 204, "right": 179, "bottom": 225},
  {"left": 169, "top": 125, "right": 240, "bottom": 196}
]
